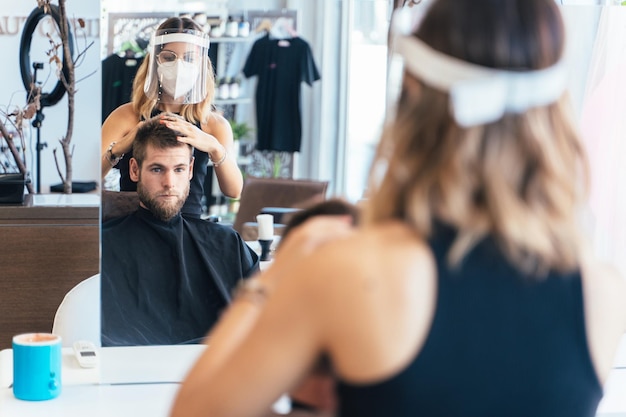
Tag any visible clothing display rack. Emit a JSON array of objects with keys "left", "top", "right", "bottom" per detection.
[
  {"left": 246, "top": 9, "right": 298, "bottom": 34},
  {"left": 106, "top": 13, "right": 172, "bottom": 57},
  {"left": 240, "top": 9, "right": 301, "bottom": 179}
]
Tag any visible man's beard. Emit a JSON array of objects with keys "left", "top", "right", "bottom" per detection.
[{"left": 137, "top": 181, "right": 190, "bottom": 222}]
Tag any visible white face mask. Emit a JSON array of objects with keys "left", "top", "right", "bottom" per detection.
[{"left": 157, "top": 60, "right": 200, "bottom": 99}]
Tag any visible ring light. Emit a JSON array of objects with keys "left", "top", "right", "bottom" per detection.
[{"left": 19, "top": 5, "right": 74, "bottom": 108}]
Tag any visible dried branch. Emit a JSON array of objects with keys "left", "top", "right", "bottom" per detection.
[
  {"left": 55, "top": 0, "right": 75, "bottom": 193},
  {"left": 0, "top": 121, "right": 35, "bottom": 194},
  {"left": 75, "top": 68, "right": 97, "bottom": 85},
  {"left": 36, "top": 0, "right": 50, "bottom": 14},
  {"left": 52, "top": 147, "right": 65, "bottom": 183},
  {"left": 0, "top": 83, "right": 42, "bottom": 194},
  {"left": 0, "top": 1, "right": 93, "bottom": 194},
  {"left": 37, "top": 0, "right": 82, "bottom": 193}
]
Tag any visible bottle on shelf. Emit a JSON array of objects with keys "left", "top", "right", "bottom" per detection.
[
  {"left": 229, "top": 77, "right": 241, "bottom": 99},
  {"left": 210, "top": 20, "right": 225, "bottom": 38},
  {"left": 218, "top": 77, "right": 231, "bottom": 100},
  {"left": 225, "top": 16, "right": 239, "bottom": 37},
  {"left": 192, "top": 13, "right": 209, "bottom": 34},
  {"left": 238, "top": 20, "right": 250, "bottom": 37}
]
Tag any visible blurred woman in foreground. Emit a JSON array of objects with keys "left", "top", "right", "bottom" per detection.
[{"left": 171, "top": 1, "right": 626, "bottom": 416}]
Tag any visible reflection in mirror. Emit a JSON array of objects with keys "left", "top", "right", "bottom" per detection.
[
  {"left": 100, "top": 0, "right": 323, "bottom": 347},
  {"left": 0, "top": 0, "right": 101, "bottom": 350}
]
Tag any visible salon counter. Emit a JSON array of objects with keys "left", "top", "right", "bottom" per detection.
[
  {"left": 0, "top": 194, "right": 100, "bottom": 350},
  {"left": 0, "top": 345, "right": 297, "bottom": 417}
]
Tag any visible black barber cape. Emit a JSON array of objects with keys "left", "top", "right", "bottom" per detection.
[{"left": 101, "top": 207, "right": 259, "bottom": 346}]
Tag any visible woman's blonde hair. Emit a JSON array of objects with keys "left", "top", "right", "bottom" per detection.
[
  {"left": 364, "top": 0, "right": 588, "bottom": 274},
  {"left": 131, "top": 17, "right": 215, "bottom": 124}
]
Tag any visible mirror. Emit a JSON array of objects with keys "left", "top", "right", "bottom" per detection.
[{"left": 99, "top": 0, "right": 626, "bottom": 347}]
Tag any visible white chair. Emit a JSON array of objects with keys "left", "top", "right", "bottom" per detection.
[{"left": 52, "top": 274, "right": 101, "bottom": 347}]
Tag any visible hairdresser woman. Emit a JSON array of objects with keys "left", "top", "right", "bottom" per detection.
[{"left": 101, "top": 17, "right": 242, "bottom": 217}]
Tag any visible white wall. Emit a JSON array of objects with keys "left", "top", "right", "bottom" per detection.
[
  {"left": 574, "top": 8, "right": 626, "bottom": 277},
  {"left": 561, "top": 6, "right": 602, "bottom": 117},
  {"left": 0, "top": 1, "right": 100, "bottom": 193}
]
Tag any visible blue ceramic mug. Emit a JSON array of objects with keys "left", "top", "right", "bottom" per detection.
[{"left": 12, "top": 333, "right": 62, "bottom": 401}]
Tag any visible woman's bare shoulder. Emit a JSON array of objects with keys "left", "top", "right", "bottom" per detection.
[
  {"left": 201, "top": 111, "right": 232, "bottom": 142},
  {"left": 304, "top": 221, "right": 434, "bottom": 290},
  {"left": 297, "top": 222, "right": 437, "bottom": 381},
  {"left": 202, "top": 111, "right": 230, "bottom": 131},
  {"left": 103, "top": 103, "right": 139, "bottom": 126},
  {"left": 338, "top": 221, "right": 429, "bottom": 258}
]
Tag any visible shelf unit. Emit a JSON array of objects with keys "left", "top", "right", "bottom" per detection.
[
  {"left": 211, "top": 34, "right": 255, "bottom": 120},
  {"left": 214, "top": 97, "right": 252, "bottom": 106},
  {"left": 211, "top": 36, "right": 252, "bottom": 44}
]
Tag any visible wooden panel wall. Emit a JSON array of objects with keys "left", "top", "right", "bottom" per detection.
[{"left": 0, "top": 199, "right": 99, "bottom": 350}]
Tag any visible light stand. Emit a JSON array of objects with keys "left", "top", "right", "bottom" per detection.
[{"left": 30, "top": 62, "right": 47, "bottom": 194}]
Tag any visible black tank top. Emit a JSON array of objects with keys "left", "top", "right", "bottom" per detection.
[
  {"left": 336, "top": 224, "right": 602, "bottom": 417},
  {"left": 116, "top": 111, "right": 208, "bottom": 218}
]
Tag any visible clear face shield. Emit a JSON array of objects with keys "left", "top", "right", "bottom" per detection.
[
  {"left": 386, "top": 0, "right": 568, "bottom": 127},
  {"left": 385, "top": 0, "right": 432, "bottom": 122},
  {"left": 144, "top": 29, "right": 211, "bottom": 105}
]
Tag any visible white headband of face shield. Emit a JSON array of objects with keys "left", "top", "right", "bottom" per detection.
[
  {"left": 153, "top": 32, "right": 210, "bottom": 48},
  {"left": 393, "top": 36, "right": 568, "bottom": 127},
  {"left": 389, "top": 3, "right": 569, "bottom": 127}
]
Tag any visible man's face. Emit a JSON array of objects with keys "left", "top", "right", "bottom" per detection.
[{"left": 129, "top": 143, "right": 194, "bottom": 221}]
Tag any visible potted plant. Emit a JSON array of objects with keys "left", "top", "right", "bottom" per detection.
[{"left": 229, "top": 119, "right": 253, "bottom": 141}]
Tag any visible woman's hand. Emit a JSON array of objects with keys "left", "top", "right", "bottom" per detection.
[
  {"left": 159, "top": 113, "right": 226, "bottom": 160},
  {"left": 157, "top": 111, "right": 242, "bottom": 198}
]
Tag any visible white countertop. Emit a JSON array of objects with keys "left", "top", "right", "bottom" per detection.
[
  {"left": 0, "top": 345, "right": 206, "bottom": 389},
  {"left": 0, "top": 345, "right": 200, "bottom": 417},
  {"left": 31, "top": 193, "right": 99, "bottom": 207},
  {"left": 0, "top": 344, "right": 290, "bottom": 417},
  {"left": 0, "top": 341, "right": 624, "bottom": 417},
  {"left": 0, "top": 382, "right": 179, "bottom": 417}
]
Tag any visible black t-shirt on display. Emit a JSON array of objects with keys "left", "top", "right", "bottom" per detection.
[{"left": 243, "top": 34, "right": 320, "bottom": 153}]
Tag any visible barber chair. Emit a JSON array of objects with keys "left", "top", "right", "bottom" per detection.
[
  {"left": 101, "top": 190, "right": 140, "bottom": 222},
  {"left": 233, "top": 176, "right": 329, "bottom": 241}
]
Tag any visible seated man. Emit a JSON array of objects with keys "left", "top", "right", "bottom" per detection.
[{"left": 101, "top": 115, "right": 259, "bottom": 346}]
